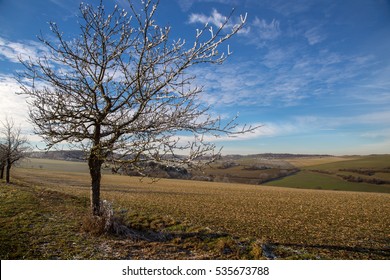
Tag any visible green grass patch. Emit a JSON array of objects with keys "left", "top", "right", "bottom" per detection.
[
  {"left": 18, "top": 158, "right": 90, "bottom": 173},
  {"left": 268, "top": 155, "right": 390, "bottom": 193},
  {"left": 267, "top": 170, "right": 390, "bottom": 193},
  {"left": 305, "top": 155, "right": 390, "bottom": 171},
  {"left": 0, "top": 183, "right": 104, "bottom": 259}
]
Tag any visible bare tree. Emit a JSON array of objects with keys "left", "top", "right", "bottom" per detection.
[
  {"left": 0, "top": 143, "right": 6, "bottom": 179},
  {"left": 17, "top": 0, "right": 254, "bottom": 215},
  {"left": 0, "top": 118, "right": 29, "bottom": 184}
]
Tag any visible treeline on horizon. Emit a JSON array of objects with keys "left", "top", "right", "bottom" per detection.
[{"left": 27, "top": 150, "right": 335, "bottom": 162}]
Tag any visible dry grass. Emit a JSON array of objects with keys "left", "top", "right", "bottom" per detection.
[
  {"left": 11, "top": 167, "right": 390, "bottom": 259},
  {"left": 0, "top": 181, "right": 263, "bottom": 260}
]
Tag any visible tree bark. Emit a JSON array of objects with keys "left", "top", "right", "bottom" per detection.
[
  {"left": 89, "top": 123, "right": 104, "bottom": 216},
  {"left": 0, "top": 164, "right": 4, "bottom": 179},
  {"left": 89, "top": 151, "right": 103, "bottom": 216},
  {"left": 5, "top": 159, "right": 11, "bottom": 184}
]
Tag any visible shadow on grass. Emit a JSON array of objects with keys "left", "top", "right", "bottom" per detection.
[
  {"left": 268, "top": 242, "right": 390, "bottom": 259},
  {"left": 87, "top": 212, "right": 266, "bottom": 260}
]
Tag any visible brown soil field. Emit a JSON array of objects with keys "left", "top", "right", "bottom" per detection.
[{"left": 11, "top": 167, "right": 390, "bottom": 259}]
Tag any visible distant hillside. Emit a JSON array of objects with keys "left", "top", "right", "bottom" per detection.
[
  {"left": 223, "top": 153, "right": 332, "bottom": 160},
  {"left": 28, "top": 150, "right": 86, "bottom": 162},
  {"left": 26, "top": 151, "right": 306, "bottom": 183},
  {"left": 28, "top": 150, "right": 332, "bottom": 162}
]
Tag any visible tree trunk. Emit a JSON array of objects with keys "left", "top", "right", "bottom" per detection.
[
  {"left": 5, "top": 159, "right": 11, "bottom": 184},
  {"left": 89, "top": 150, "right": 103, "bottom": 216},
  {"left": 89, "top": 123, "right": 103, "bottom": 216},
  {"left": 0, "top": 164, "right": 4, "bottom": 179}
]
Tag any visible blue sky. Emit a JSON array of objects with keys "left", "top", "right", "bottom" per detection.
[{"left": 0, "top": 0, "right": 389, "bottom": 155}]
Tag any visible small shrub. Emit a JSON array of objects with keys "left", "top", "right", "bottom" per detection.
[
  {"left": 191, "top": 175, "right": 212, "bottom": 181},
  {"left": 310, "top": 169, "right": 333, "bottom": 175},
  {"left": 249, "top": 240, "right": 264, "bottom": 259},
  {"left": 217, "top": 162, "right": 240, "bottom": 169},
  {"left": 338, "top": 174, "right": 389, "bottom": 185},
  {"left": 81, "top": 200, "right": 124, "bottom": 236},
  {"left": 81, "top": 214, "right": 107, "bottom": 236},
  {"left": 215, "top": 237, "right": 236, "bottom": 255},
  {"left": 243, "top": 164, "right": 271, "bottom": 171},
  {"left": 339, "top": 168, "right": 375, "bottom": 176}
]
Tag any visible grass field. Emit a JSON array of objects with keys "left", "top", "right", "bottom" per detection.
[
  {"left": 283, "top": 156, "right": 359, "bottom": 167},
  {"left": 2, "top": 160, "right": 389, "bottom": 260},
  {"left": 18, "top": 155, "right": 390, "bottom": 193},
  {"left": 268, "top": 155, "right": 390, "bottom": 193},
  {"left": 17, "top": 158, "right": 106, "bottom": 174}
]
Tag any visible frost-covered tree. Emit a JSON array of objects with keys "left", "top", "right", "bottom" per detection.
[{"left": 17, "top": 0, "right": 253, "bottom": 215}]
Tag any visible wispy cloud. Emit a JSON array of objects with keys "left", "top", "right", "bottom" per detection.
[
  {"left": 176, "top": 0, "right": 194, "bottom": 11},
  {"left": 188, "top": 11, "right": 281, "bottom": 41},
  {"left": 177, "top": 110, "right": 390, "bottom": 148},
  {"left": 353, "top": 111, "right": 390, "bottom": 126},
  {"left": 238, "top": 111, "right": 390, "bottom": 142},
  {"left": 189, "top": 61, "right": 270, "bottom": 108},
  {"left": 173, "top": 122, "right": 280, "bottom": 145},
  {"left": 188, "top": 8, "right": 226, "bottom": 27},
  {"left": 177, "top": 0, "right": 241, "bottom": 12},
  {"left": 265, "top": 0, "right": 314, "bottom": 17},
  {"left": 180, "top": 0, "right": 388, "bottom": 116},
  {"left": 188, "top": 8, "right": 250, "bottom": 34},
  {"left": 190, "top": 43, "right": 382, "bottom": 110},
  {"left": 292, "top": 111, "right": 390, "bottom": 131},
  {"left": 0, "top": 37, "right": 48, "bottom": 63},
  {"left": 304, "top": 26, "right": 326, "bottom": 45},
  {"left": 360, "top": 129, "right": 390, "bottom": 139},
  {"left": 48, "top": 0, "right": 79, "bottom": 20},
  {"left": 252, "top": 17, "right": 281, "bottom": 40}
]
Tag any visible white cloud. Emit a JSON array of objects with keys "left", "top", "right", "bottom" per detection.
[
  {"left": 172, "top": 122, "right": 276, "bottom": 145},
  {"left": 252, "top": 17, "right": 281, "bottom": 40},
  {"left": 266, "top": 0, "right": 313, "bottom": 17},
  {"left": 262, "top": 47, "right": 291, "bottom": 68},
  {"left": 187, "top": 37, "right": 389, "bottom": 114},
  {"left": 213, "top": 111, "right": 390, "bottom": 144},
  {"left": 177, "top": 0, "right": 241, "bottom": 12},
  {"left": 0, "top": 37, "right": 48, "bottom": 63},
  {"left": 191, "top": 59, "right": 310, "bottom": 109},
  {"left": 354, "top": 111, "right": 390, "bottom": 125},
  {"left": 48, "top": 0, "right": 79, "bottom": 20},
  {"left": 0, "top": 75, "right": 28, "bottom": 122},
  {"left": 0, "top": 74, "right": 35, "bottom": 145},
  {"left": 189, "top": 62, "right": 269, "bottom": 108},
  {"left": 188, "top": 11, "right": 213, "bottom": 26},
  {"left": 238, "top": 17, "right": 282, "bottom": 48},
  {"left": 188, "top": 9, "right": 250, "bottom": 34},
  {"left": 360, "top": 129, "right": 390, "bottom": 139},
  {"left": 292, "top": 111, "right": 390, "bottom": 130},
  {"left": 176, "top": 0, "right": 194, "bottom": 11},
  {"left": 221, "top": 111, "right": 390, "bottom": 155},
  {"left": 304, "top": 26, "right": 326, "bottom": 45}
]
